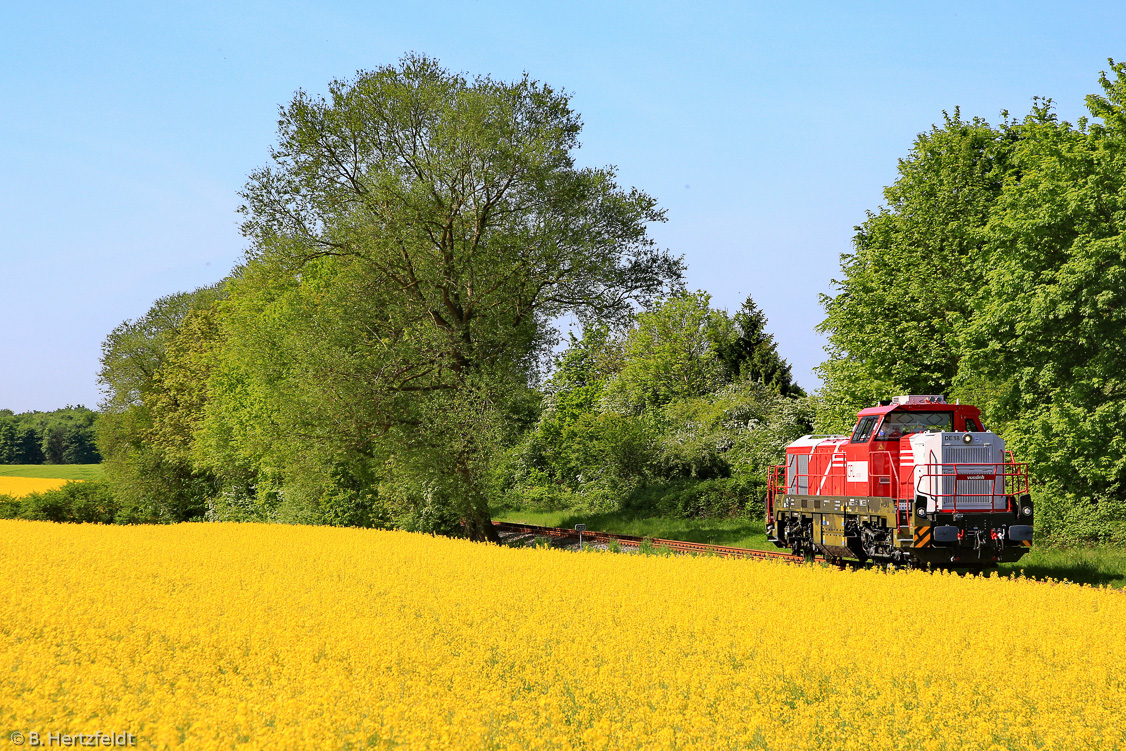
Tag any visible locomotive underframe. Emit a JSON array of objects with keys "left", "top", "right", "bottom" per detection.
[{"left": 768, "top": 493, "right": 1032, "bottom": 567}]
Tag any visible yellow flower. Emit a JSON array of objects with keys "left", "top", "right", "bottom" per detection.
[{"left": 0, "top": 520, "right": 1123, "bottom": 750}]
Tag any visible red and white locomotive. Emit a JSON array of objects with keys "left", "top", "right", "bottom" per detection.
[{"left": 766, "top": 395, "right": 1034, "bottom": 567}]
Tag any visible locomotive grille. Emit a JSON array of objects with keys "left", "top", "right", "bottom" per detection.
[
  {"left": 941, "top": 443, "right": 1003, "bottom": 509},
  {"left": 787, "top": 454, "right": 809, "bottom": 495}
]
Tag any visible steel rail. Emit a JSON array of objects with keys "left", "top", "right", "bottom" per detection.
[{"left": 493, "top": 521, "right": 820, "bottom": 563}]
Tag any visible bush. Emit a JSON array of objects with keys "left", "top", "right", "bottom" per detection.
[
  {"left": 1034, "top": 483, "right": 1126, "bottom": 545},
  {"left": 507, "top": 484, "right": 571, "bottom": 512},
  {"left": 0, "top": 493, "right": 19, "bottom": 519},
  {"left": 206, "top": 483, "right": 277, "bottom": 523},
  {"left": 316, "top": 485, "right": 386, "bottom": 529},
  {"left": 18, "top": 480, "right": 119, "bottom": 524},
  {"left": 623, "top": 476, "right": 766, "bottom": 520}
]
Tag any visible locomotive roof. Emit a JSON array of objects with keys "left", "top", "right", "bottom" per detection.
[
  {"left": 856, "top": 400, "right": 980, "bottom": 418},
  {"left": 856, "top": 403, "right": 944, "bottom": 416}
]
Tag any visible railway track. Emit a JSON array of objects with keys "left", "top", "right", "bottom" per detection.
[{"left": 493, "top": 521, "right": 822, "bottom": 563}]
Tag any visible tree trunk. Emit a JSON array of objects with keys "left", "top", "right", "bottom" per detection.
[{"left": 463, "top": 504, "right": 500, "bottom": 543}]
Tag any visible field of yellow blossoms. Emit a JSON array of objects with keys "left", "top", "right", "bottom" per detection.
[
  {"left": 2, "top": 521, "right": 1124, "bottom": 751},
  {"left": 0, "top": 477, "right": 70, "bottom": 497}
]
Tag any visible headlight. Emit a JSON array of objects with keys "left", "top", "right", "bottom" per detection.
[
  {"left": 1021, "top": 505, "right": 1033, "bottom": 516},
  {"left": 917, "top": 508, "right": 927, "bottom": 517},
  {"left": 962, "top": 433, "right": 973, "bottom": 444}
]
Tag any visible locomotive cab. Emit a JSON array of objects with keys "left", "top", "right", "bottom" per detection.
[{"left": 767, "top": 395, "right": 1033, "bottom": 567}]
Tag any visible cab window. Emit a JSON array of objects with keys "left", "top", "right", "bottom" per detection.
[
  {"left": 851, "top": 416, "right": 879, "bottom": 443},
  {"left": 874, "top": 410, "right": 954, "bottom": 440},
  {"left": 965, "top": 417, "right": 981, "bottom": 432}
]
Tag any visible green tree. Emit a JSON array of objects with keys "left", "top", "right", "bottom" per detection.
[
  {"left": 60, "top": 410, "right": 100, "bottom": 464},
  {"left": 544, "top": 324, "right": 625, "bottom": 419},
  {"left": 815, "top": 60, "right": 1126, "bottom": 540},
  {"left": 14, "top": 424, "right": 43, "bottom": 464},
  {"left": 815, "top": 111, "right": 1015, "bottom": 432},
  {"left": 716, "top": 294, "right": 803, "bottom": 398},
  {"left": 602, "top": 291, "right": 728, "bottom": 413},
  {"left": 504, "top": 295, "right": 808, "bottom": 517},
  {"left": 97, "top": 286, "right": 224, "bottom": 522},
  {"left": 0, "top": 407, "right": 101, "bottom": 465},
  {"left": 201, "top": 55, "right": 682, "bottom": 540},
  {"left": 957, "top": 62, "right": 1126, "bottom": 525},
  {"left": 40, "top": 423, "right": 66, "bottom": 464},
  {"left": 0, "top": 419, "right": 15, "bottom": 463}
]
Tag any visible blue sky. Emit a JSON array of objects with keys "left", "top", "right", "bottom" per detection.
[{"left": 2, "top": 0, "right": 1124, "bottom": 412}]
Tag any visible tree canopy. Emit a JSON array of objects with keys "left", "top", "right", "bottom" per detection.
[
  {"left": 0, "top": 406, "right": 100, "bottom": 465},
  {"left": 500, "top": 291, "right": 808, "bottom": 517},
  {"left": 98, "top": 55, "right": 683, "bottom": 539},
  {"left": 817, "top": 59, "right": 1126, "bottom": 541},
  {"left": 96, "top": 285, "right": 225, "bottom": 523}
]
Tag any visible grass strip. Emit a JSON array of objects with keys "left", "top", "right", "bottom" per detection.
[
  {"left": 0, "top": 464, "right": 104, "bottom": 480},
  {"left": 495, "top": 508, "right": 1125, "bottom": 588},
  {"left": 493, "top": 508, "right": 771, "bottom": 550}
]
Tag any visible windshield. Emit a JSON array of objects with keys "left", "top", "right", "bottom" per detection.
[
  {"left": 851, "top": 416, "right": 879, "bottom": 443},
  {"left": 875, "top": 410, "right": 954, "bottom": 440}
]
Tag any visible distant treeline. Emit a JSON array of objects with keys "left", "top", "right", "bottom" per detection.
[{"left": 0, "top": 406, "right": 101, "bottom": 465}]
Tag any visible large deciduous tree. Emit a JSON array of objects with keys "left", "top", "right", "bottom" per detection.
[
  {"left": 817, "top": 60, "right": 1126, "bottom": 540},
  {"left": 96, "top": 285, "right": 225, "bottom": 522},
  {"left": 210, "top": 55, "right": 682, "bottom": 539},
  {"left": 958, "top": 62, "right": 1126, "bottom": 515},
  {"left": 815, "top": 110, "right": 1015, "bottom": 432}
]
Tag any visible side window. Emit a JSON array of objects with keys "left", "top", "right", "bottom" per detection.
[
  {"left": 851, "top": 416, "right": 879, "bottom": 444},
  {"left": 965, "top": 417, "right": 981, "bottom": 432}
]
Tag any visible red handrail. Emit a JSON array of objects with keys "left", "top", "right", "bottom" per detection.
[
  {"left": 914, "top": 461, "right": 1029, "bottom": 513},
  {"left": 766, "top": 464, "right": 785, "bottom": 522},
  {"left": 868, "top": 450, "right": 899, "bottom": 493}
]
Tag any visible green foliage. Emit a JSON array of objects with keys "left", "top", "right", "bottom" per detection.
[
  {"left": 0, "top": 406, "right": 101, "bottom": 465},
  {"left": 147, "top": 304, "right": 223, "bottom": 467},
  {"left": 15, "top": 480, "right": 119, "bottom": 524},
  {"left": 656, "top": 380, "right": 813, "bottom": 481},
  {"left": 637, "top": 539, "right": 672, "bottom": 557},
  {"left": 503, "top": 295, "right": 807, "bottom": 519},
  {"left": 958, "top": 85, "right": 1126, "bottom": 509},
  {"left": 629, "top": 476, "right": 767, "bottom": 519},
  {"left": 96, "top": 285, "right": 225, "bottom": 523},
  {"left": 99, "top": 59, "right": 824, "bottom": 537},
  {"left": 816, "top": 109, "right": 1015, "bottom": 430},
  {"left": 1032, "top": 482, "right": 1126, "bottom": 546},
  {"left": 98, "top": 287, "right": 225, "bottom": 414},
  {"left": 816, "top": 60, "right": 1126, "bottom": 541},
  {"left": 0, "top": 494, "right": 18, "bottom": 519},
  {"left": 601, "top": 292, "right": 729, "bottom": 413},
  {"left": 187, "top": 55, "right": 681, "bottom": 539},
  {"left": 716, "top": 295, "right": 803, "bottom": 398}
]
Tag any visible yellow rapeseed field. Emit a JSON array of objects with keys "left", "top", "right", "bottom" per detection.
[
  {"left": 1, "top": 521, "right": 1123, "bottom": 751},
  {"left": 0, "top": 477, "right": 71, "bottom": 497}
]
